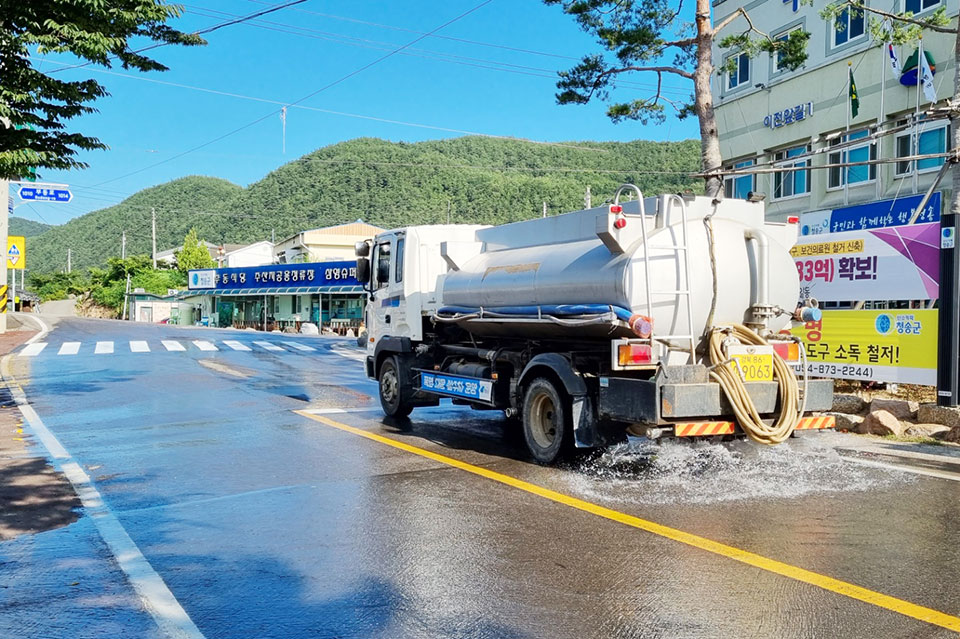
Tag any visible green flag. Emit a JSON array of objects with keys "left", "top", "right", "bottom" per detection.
[{"left": 848, "top": 66, "right": 859, "bottom": 118}]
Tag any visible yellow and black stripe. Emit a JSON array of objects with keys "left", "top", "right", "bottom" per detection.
[
  {"left": 0, "top": 285, "right": 8, "bottom": 313},
  {"left": 673, "top": 415, "right": 835, "bottom": 437}
]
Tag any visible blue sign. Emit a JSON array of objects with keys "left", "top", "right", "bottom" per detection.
[
  {"left": 18, "top": 186, "right": 72, "bottom": 203},
  {"left": 188, "top": 261, "right": 360, "bottom": 290},
  {"left": 828, "top": 192, "right": 941, "bottom": 233},
  {"left": 419, "top": 371, "right": 494, "bottom": 402}
]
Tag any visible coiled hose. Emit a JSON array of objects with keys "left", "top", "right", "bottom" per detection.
[{"left": 708, "top": 324, "right": 801, "bottom": 445}]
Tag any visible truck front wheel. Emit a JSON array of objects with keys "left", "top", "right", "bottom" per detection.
[
  {"left": 522, "top": 377, "right": 570, "bottom": 464},
  {"left": 379, "top": 356, "right": 413, "bottom": 418}
]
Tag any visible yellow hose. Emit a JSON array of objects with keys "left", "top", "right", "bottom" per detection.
[{"left": 707, "top": 324, "right": 801, "bottom": 445}]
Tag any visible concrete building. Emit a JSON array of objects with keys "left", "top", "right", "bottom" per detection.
[
  {"left": 275, "top": 221, "right": 384, "bottom": 263},
  {"left": 712, "top": 0, "right": 956, "bottom": 224}
]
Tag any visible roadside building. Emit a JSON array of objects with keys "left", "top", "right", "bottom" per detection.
[
  {"left": 712, "top": 0, "right": 956, "bottom": 226},
  {"left": 274, "top": 221, "right": 383, "bottom": 263}
]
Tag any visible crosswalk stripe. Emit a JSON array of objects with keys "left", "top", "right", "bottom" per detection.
[
  {"left": 193, "top": 340, "right": 218, "bottom": 352},
  {"left": 58, "top": 342, "right": 81, "bottom": 355},
  {"left": 253, "top": 341, "right": 284, "bottom": 352},
  {"left": 162, "top": 340, "right": 185, "bottom": 352},
  {"left": 223, "top": 340, "right": 251, "bottom": 351},
  {"left": 130, "top": 341, "right": 150, "bottom": 353},
  {"left": 94, "top": 341, "right": 114, "bottom": 354},
  {"left": 20, "top": 342, "right": 47, "bottom": 357},
  {"left": 282, "top": 341, "right": 315, "bottom": 352}
]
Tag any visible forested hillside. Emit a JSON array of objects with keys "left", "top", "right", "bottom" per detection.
[
  {"left": 10, "top": 218, "right": 51, "bottom": 237},
  {"left": 28, "top": 136, "right": 701, "bottom": 272}
]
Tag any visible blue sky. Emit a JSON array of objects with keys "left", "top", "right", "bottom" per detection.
[{"left": 24, "top": 0, "right": 698, "bottom": 224}]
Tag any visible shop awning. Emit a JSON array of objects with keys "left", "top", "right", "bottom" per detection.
[{"left": 179, "top": 285, "right": 364, "bottom": 298}]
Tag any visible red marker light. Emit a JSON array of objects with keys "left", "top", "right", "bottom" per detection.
[
  {"left": 787, "top": 216, "right": 800, "bottom": 224},
  {"left": 614, "top": 217, "right": 627, "bottom": 229},
  {"left": 610, "top": 204, "right": 623, "bottom": 214}
]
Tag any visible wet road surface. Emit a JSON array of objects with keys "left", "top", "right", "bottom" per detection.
[{"left": 3, "top": 317, "right": 960, "bottom": 638}]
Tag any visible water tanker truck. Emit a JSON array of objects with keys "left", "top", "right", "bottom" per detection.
[{"left": 355, "top": 186, "right": 834, "bottom": 464}]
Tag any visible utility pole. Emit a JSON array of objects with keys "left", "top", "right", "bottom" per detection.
[
  {"left": 67, "top": 248, "right": 71, "bottom": 273},
  {"left": 121, "top": 230, "right": 126, "bottom": 260},
  {"left": 585, "top": 185, "right": 592, "bottom": 209},
  {"left": 446, "top": 200, "right": 451, "bottom": 224},
  {"left": 542, "top": 201, "right": 547, "bottom": 218},
  {"left": 0, "top": 179, "right": 7, "bottom": 333},
  {"left": 151, "top": 208, "right": 157, "bottom": 268}
]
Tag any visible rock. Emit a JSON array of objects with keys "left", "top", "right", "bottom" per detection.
[
  {"left": 868, "top": 398, "right": 918, "bottom": 421},
  {"left": 943, "top": 426, "right": 960, "bottom": 443},
  {"left": 299, "top": 323, "right": 319, "bottom": 335},
  {"left": 826, "top": 412, "right": 864, "bottom": 432},
  {"left": 903, "top": 423, "right": 951, "bottom": 439},
  {"left": 346, "top": 329, "right": 355, "bottom": 338},
  {"left": 858, "top": 410, "right": 905, "bottom": 437},
  {"left": 917, "top": 404, "right": 960, "bottom": 428},
  {"left": 832, "top": 393, "right": 866, "bottom": 414}
]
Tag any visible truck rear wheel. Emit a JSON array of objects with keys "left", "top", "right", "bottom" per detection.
[
  {"left": 379, "top": 356, "right": 413, "bottom": 418},
  {"left": 522, "top": 377, "right": 570, "bottom": 464}
]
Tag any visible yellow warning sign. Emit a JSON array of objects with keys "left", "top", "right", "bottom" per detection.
[{"left": 7, "top": 236, "right": 25, "bottom": 270}]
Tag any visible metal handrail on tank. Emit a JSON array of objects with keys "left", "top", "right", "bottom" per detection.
[
  {"left": 612, "top": 184, "right": 653, "bottom": 324},
  {"left": 666, "top": 194, "right": 697, "bottom": 362}
]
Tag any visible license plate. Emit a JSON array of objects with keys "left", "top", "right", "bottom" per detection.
[{"left": 727, "top": 345, "right": 774, "bottom": 382}]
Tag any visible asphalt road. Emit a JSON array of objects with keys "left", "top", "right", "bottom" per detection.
[{"left": 3, "top": 317, "right": 960, "bottom": 638}]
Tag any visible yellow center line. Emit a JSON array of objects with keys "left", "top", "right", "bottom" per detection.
[{"left": 296, "top": 409, "right": 960, "bottom": 633}]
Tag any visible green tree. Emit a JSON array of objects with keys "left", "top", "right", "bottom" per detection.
[
  {"left": 542, "top": 1, "right": 809, "bottom": 196},
  {"left": 174, "top": 227, "right": 214, "bottom": 272},
  {"left": 0, "top": 1, "right": 204, "bottom": 178}
]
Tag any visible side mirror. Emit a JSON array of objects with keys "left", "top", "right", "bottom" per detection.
[
  {"left": 356, "top": 257, "right": 370, "bottom": 286},
  {"left": 355, "top": 240, "right": 371, "bottom": 258}
]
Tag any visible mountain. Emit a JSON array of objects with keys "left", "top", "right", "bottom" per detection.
[
  {"left": 27, "top": 136, "right": 702, "bottom": 272},
  {"left": 10, "top": 218, "right": 51, "bottom": 237}
]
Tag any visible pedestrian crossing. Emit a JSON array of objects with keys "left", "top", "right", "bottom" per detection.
[{"left": 16, "top": 338, "right": 324, "bottom": 357}]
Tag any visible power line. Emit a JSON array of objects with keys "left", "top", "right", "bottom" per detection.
[
  {"left": 91, "top": 0, "right": 503, "bottom": 187},
  {"left": 47, "top": 0, "right": 309, "bottom": 74}
]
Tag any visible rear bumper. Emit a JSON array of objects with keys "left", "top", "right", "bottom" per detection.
[{"left": 672, "top": 415, "right": 835, "bottom": 438}]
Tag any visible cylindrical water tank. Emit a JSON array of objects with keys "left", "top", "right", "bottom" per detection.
[{"left": 441, "top": 213, "right": 798, "bottom": 342}]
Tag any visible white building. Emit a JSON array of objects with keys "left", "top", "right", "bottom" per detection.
[{"left": 712, "top": 0, "right": 957, "bottom": 224}]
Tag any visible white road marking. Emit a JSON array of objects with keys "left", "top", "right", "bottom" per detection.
[
  {"left": 130, "top": 340, "right": 150, "bottom": 353},
  {"left": 842, "top": 455, "right": 960, "bottom": 483},
  {"left": 253, "top": 341, "right": 284, "bottom": 352},
  {"left": 282, "top": 341, "right": 315, "bottom": 352},
  {"left": 223, "top": 340, "right": 251, "bottom": 351},
  {"left": 94, "top": 341, "right": 114, "bottom": 354},
  {"left": 0, "top": 342, "right": 205, "bottom": 639},
  {"left": 58, "top": 342, "right": 81, "bottom": 355},
  {"left": 193, "top": 340, "right": 218, "bottom": 351},
  {"left": 19, "top": 342, "right": 47, "bottom": 357},
  {"left": 331, "top": 344, "right": 367, "bottom": 362},
  {"left": 162, "top": 340, "right": 186, "bottom": 352}
]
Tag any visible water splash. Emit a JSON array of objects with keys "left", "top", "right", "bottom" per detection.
[{"left": 569, "top": 432, "right": 911, "bottom": 506}]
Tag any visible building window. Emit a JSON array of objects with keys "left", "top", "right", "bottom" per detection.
[
  {"left": 828, "top": 129, "right": 876, "bottom": 188},
  {"left": 832, "top": 6, "right": 865, "bottom": 48},
  {"left": 273, "top": 297, "right": 279, "bottom": 315},
  {"left": 293, "top": 295, "right": 302, "bottom": 315},
  {"left": 895, "top": 120, "right": 949, "bottom": 175},
  {"left": 724, "top": 159, "right": 755, "bottom": 199},
  {"left": 773, "top": 27, "right": 802, "bottom": 73},
  {"left": 726, "top": 52, "right": 750, "bottom": 90},
  {"left": 905, "top": 0, "right": 941, "bottom": 13},
  {"left": 773, "top": 145, "right": 810, "bottom": 199}
]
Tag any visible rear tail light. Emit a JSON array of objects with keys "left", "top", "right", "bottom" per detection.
[
  {"left": 618, "top": 343, "right": 653, "bottom": 366},
  {"left": 610, "top": 204, "right": 623, "bottom": 214},
  {"left": 772, "top": 342, "right": 800, "bottom": 362},
  {"left": 613, "top": 216, "right": 627, "bottom": 229},
  {"left": 787, "top": 216, "right": 800, "bottom": 224}
]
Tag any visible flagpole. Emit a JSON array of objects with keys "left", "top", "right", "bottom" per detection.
[
  {"left": 877, "top": 28, "right": 887, "bottom": 200},
  {"left": 914, "top": 37, "right": 923, "bottom": 194},
  {"left": 845, "top": 61, "right": 851, "bottom": 206}
]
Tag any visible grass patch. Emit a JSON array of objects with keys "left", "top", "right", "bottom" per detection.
[{"left": 880, "top": 434, "right": 943, "bottom": 446}]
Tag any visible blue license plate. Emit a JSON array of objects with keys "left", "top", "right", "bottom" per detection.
[{"left": 419, "top": 371, "right": 493, "bottom": 402}]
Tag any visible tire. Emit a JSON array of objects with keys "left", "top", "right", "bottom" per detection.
[
  {"left": 522, "top": 377, "right": 570, "bottom": 465},
  {"left": 378, "top": 356, "right": 413, "bottom": 418}
]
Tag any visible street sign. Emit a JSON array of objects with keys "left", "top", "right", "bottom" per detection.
[
  {"left": 18, "top": 186, "right": 72, "bottom": 203},
  {"left": 7, "top": 236, "right": 25, "bottom": 270}
]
